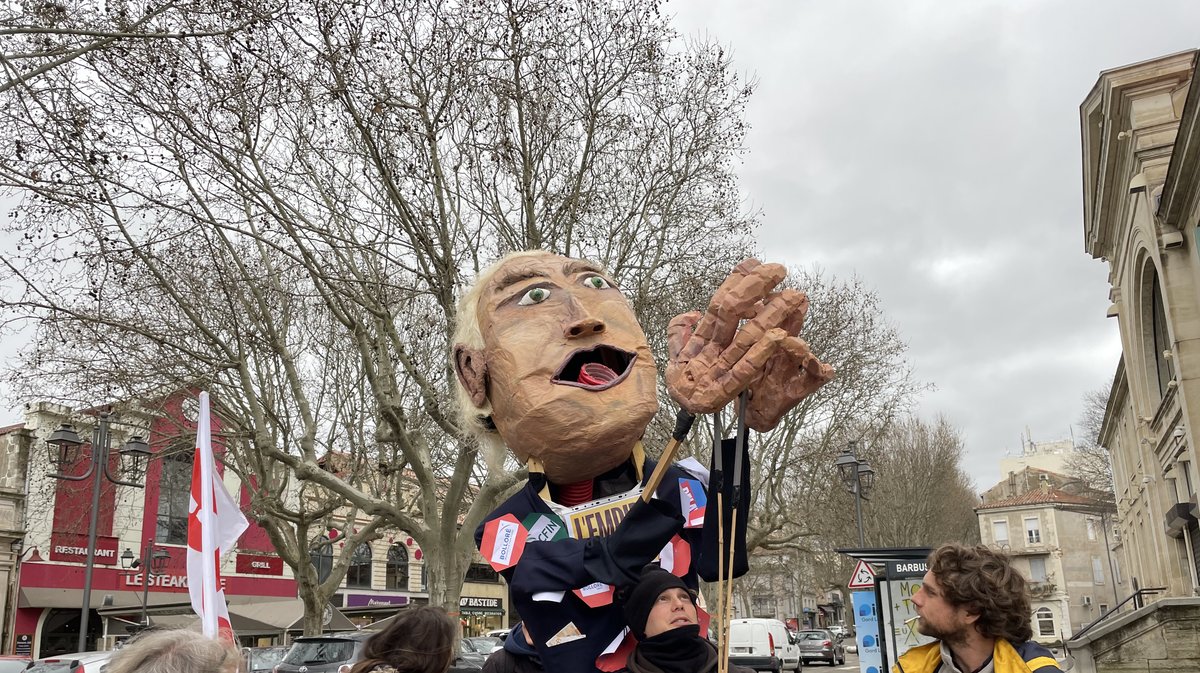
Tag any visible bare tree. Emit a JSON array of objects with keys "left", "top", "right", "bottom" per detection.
[
  {"left": 1065, "top": 385, "right": 1115, "bottom": 498},
  {"left": 0, "top": 0, "right": 758, "bottom": 629},
  {"left": 860, "top": 415, "right": 980, "bottom": 547},
  {"left": 1, "top": 0, "right": 262, "bottom": 94}
]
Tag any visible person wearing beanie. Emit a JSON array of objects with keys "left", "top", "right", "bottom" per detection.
[{"left": 618, "top": 566, "right": 754, "bottom": 673}]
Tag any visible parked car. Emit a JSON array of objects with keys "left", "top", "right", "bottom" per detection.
[
  {"left": 243, "top": 645, "right": 289, "bottom": 673},
  {"left": 464, "top": 636, "right": 504, "bottom": 655},
  {"left": 273, "top": 632, "right": 374, "bottom": 673},
  {"left": 0, "top": 656, "right": 29, "bottom": 673},
  {"left": 485, "top": 629, "right": 511, "bottom": 642},
  {"left": 273, "top": 631, "right": 481, "bottom": 673},
  {"left": 796, "top": 629, "right": 845, "bottom": 666},
  {"left": 457, "top": 640, "right": 489, "bottom": 668},
  {"left": 25, "top": 651, "right": 113, "bottom": 673},
  {"left": 728, "top": 618, "right": 801, "bottom": 672}
]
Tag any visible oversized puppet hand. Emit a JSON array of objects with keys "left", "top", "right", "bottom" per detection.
[{"left": 666, "top": 259, "right": 836, "bottom": 431}]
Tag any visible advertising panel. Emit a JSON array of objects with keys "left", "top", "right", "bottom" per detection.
[{"left": 852, "top": 590, "right": 882, "bottom": 673}]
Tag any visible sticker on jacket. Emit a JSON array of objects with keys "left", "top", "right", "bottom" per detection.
[
  {"left": 546, "top": 621, "right": 587, "bottom": 647},
  {"left": 678, "top": 478, "right": 707, "bottom": 528}
]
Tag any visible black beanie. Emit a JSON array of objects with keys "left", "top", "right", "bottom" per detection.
[{"left": 620, "top": 565, "right": 694, "bottom": 640}]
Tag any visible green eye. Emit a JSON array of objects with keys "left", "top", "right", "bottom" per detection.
[
  {"left": 518, "top": 287, "right": 551, "bottom": 305},
  {"left": 583, "top": 276, "right": 610, "bottom": 289}
]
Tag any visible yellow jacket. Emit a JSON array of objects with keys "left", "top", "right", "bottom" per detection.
[{"left": 893, "top": 639, "right": 1062, "bottom": 673}]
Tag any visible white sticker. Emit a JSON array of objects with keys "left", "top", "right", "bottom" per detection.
[
  {"left": 577, "top": 582, "right": 610, "bottom": 597},
  {"left": 491, "top": 519, "right": 521, "bottom": 565}
]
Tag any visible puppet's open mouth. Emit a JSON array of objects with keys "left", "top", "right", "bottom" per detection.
[{"left": 552, "top": 346, "right": 636, "bottom": 391}]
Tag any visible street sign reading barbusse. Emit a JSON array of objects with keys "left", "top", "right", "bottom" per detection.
[
  {"left": 481, "top": 514, "right": 528, "bottom": 572},
  {"left": 848, "top": 560, "right": 876, "bottom": 589}
]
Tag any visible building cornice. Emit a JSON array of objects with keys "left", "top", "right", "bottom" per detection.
[{"left": 1159, "top": 51, "right": 1200, "bottom": 230}]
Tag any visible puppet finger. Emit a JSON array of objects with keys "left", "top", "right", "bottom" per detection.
[{"left": 667, "top": 311, "right": 702, "bottom": 362}]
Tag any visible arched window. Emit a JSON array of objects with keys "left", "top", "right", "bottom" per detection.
[
  {"left": 386, "top": 544, "right": 409, "bottom": 590},
  {"left": 1142, "top": 266, "right": 1176, "bottom": 402},
  {"left": 346, "top": 542, "right": 372, "bottom": 588},
  {"left": 157, "top": 451, "right": 193, "bottom": 545},
  {"left": 310, "top": 536, "right": 333, "bottom": 583},
  {"left": 1036, "top": 607, "right": 1055, "bottom": 637}
]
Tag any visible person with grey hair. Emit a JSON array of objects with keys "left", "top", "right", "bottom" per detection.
[{"left": 105, "top": 628, "right": 240, "bottom": 673}]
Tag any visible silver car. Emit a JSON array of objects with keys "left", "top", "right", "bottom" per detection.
[{"left": 796, "top": 629, "right": 845, "bottom": 666}]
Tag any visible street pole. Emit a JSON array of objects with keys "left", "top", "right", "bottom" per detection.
[
  {"left": 140, "top": 540, "right": 152, "bottom": 628},
  {"left": 45, "top": 412, "right": 149, "bottom": 654},
  {"left": 77, "top": 417, "right": 110, "bottom": 653},
  {"left": 835, "top": 442, "right": 874, "bottom": 549}
]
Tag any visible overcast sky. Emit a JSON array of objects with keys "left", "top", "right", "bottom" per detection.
[
  {"left": 667, "top": 0, "right": 1200, "bottom": 489},
  {"left": 3, "top": 1, "right": 1199, "bottom": 491}
]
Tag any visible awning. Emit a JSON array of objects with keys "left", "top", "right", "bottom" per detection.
[
  {"left": 94, "top": 598, "right": 355, "bottom": 636},
  {"left": 233, "top": 599, "right": 357, "bottom": 632},
  {"left": 99, "top": 605, "right": 279, "bottom": 637},
  {"left": 19, "top": 588, "right": 193, "bottom": 609}
]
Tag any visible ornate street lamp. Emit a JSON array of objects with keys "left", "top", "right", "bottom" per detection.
[
  {"left": 45, "top": 409, "right": 150, "bottom": 652},
  {"left": 125, "top": 542, "right": 171, "bottom": 628},
  {"left": 835, "top": 441, "right": 875, "bottom": 547}
]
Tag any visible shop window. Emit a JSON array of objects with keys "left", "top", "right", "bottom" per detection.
[
  {"left": 386, "top": 544, "right": 409, "bottom": 590},
  {"left": 310, "top": 536, "right": 333, "bottom": 583},
  {"left": 346, "top": 542, "right": 372, "bottom": 588},
  {"left": 1035, "top": 608, "right": 1054, "bottom": 636},
  {"left": 465, "top": 562, "right": 499, "bottom": 583},
  {"left": 157, "top": 452, "right": 192, "bottom": 544}
]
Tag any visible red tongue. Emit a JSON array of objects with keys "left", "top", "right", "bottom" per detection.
[{"left": 578, "top": 363, "right": 618, "bottom": 386}]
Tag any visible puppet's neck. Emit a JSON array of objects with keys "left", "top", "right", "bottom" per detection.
[{"left": 537, "top": 442, "right": 647, "bottom": 505}]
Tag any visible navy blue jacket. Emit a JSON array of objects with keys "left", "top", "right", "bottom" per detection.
[{"left": 475, "top": 439, "right": 750, "bottom": 673}]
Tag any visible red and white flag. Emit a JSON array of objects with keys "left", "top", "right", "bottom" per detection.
[{"left": 187, "top": 392, "right": 248, "bottom": 642}]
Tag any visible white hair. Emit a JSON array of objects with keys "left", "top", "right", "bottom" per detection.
[
  {"left": 106, "top": 629, "right": 236, "bottom": 673},
  {"left": 452, "top": 250, "right": 557, "bottom": 472}
]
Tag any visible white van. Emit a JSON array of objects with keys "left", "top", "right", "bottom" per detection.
[{"left": 727, "top": 618, "right": 801, "bottom": 672}]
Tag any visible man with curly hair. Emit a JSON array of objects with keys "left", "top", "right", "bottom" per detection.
[{"left": 898, "top": 544, "right": 1063, "bottom": 673}]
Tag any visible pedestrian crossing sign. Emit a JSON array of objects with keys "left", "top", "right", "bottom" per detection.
[{"left": 848, "top": 560, "right": 876, "bottom": 589}]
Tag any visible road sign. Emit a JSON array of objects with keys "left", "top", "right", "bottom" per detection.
[{"left": 848, "top": 560, "right": 876, "bottom": 589}]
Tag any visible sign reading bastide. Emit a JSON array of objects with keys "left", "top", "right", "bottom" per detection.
[
  {"left": 459, "top": 596, "right": 504, "bottom": 615},
  {"left": 50, "top": 533, "right": 119, "bottom": 565}
]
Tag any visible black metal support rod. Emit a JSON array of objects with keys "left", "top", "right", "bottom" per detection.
[
  {"left": 140, "top": 540, "right": 153, "bottom": 627},
  {"left": 854, "top": 478, "right": 865, "bottom": 548}
]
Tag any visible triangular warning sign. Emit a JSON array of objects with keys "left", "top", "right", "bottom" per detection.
[{"left": 848, "top": 560, "right": 876, "bottom": 589}]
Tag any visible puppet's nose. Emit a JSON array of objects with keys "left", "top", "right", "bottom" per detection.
[{"left": 564, "top": 318, "right": 605, "bottom": 339}]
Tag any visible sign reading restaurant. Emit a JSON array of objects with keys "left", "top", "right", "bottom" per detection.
[{"left": 50, "top": 533, "right": 119, "bottom": 565}]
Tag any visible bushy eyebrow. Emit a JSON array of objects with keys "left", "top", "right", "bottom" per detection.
[
  {"left": 491, "top": 259, "right": 609, "bottom": 294},
  {"left": 562, "top": 259, "right": 604, "bottom": 276},
  {"left": 492, "top": 267, "right": 549, "bottom": 294}
]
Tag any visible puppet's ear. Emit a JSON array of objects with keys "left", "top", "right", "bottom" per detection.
[{"left": 454, "top": 344, "right": 489, "bottom": 408}]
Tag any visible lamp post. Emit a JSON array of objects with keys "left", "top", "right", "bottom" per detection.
[
  {"left": 121, "top": 541, "right": 170, "bottom": 628},
  {"left": 834, "top": 441, "right": 876, "bottom": 548},
  {"left": 46, "top": 411, "right": 151, "bottom": 652}
]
